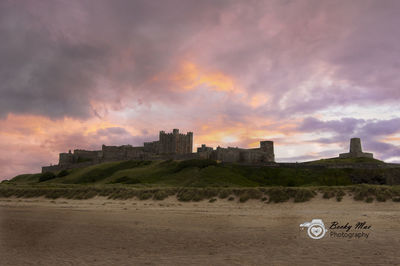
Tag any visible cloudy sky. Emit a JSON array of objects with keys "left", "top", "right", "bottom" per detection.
[{"left": 1, "top": 0, "right": 400, "bottom": 179}]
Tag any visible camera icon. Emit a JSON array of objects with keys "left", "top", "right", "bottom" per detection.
[{"left": 300, "top": 219, "right": 327, "bottom": 239}]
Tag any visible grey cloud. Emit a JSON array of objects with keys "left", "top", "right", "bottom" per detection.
[
  {"left": 0, "top": 0, "right": 231, "bottom": 119},
  {"left": 361, "top": 118, "right": 400, "bottom": 136}
]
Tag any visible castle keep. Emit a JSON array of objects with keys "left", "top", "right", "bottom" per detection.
[{"left": 42, "top": 129, "right": 275, "bottom": 173}]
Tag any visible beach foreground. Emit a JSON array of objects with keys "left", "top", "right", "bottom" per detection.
[{"left": 1, "top": 196, "right": 399, "bottom": 265}]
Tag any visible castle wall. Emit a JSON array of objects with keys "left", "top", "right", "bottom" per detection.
[
  {"left": 144, "top": 141, "right": 159, "bottom": 153},
  {"left": 59, "top": 153, "right": 74, "bottom": 166},
  {"left": 126, "top": 146, "right": 146, "bottom": 160},
  {"left": 240, "top": 150, "right": 267, "bottom": 164},
  {"left": 197, "top": 144, "right": 213, "bottom": 159},
  {"left": 73, "top": 149, "right": 102, "bottom": 163},
  {"left": 213, "top": 147, "right": 241, "bottom": 162},
  {"left": 102, "top": 145, "right": 129, "bottom": 161},
  {"left": 209, "top": 141, "right": 275, "bottom": 164}
]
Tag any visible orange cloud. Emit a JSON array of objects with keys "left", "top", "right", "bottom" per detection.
[{"left": 170, "top": 61, "right": 240, "bottom": 93}]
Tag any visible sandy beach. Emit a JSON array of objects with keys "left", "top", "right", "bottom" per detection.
[{"left": 1, "top": 196, "right": 399, "bottom": 265}]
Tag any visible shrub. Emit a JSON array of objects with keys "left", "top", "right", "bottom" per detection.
[
  {"left": 376, "top": 194, "right": 387, "bottom": 202},
  {"left": 39, "top": 172, "right": 56, "bottom": 182},
  {"left": 209, "top": 198, "right": 217, "bottom": 203},
  {"left": 294, "top": 189, "right": 315, "bottom": 202},
  {"left": 392, "top": 197, "right": 400, "bottom": 202},
  {"left": 268, "top": 188, "right": 290, "bottom": 203},
  {"left": 138, "top": 191, "right": 152, "bottom": 200},
  {"left": 353, "top": 186, "right": 369, "bottom": 201},
  {"left": 228, "top": 196, "right": 235, "bottom": 201},
  {"left": 365, "top": 197, "right": 374, "bottom": 203},
  {"left": 239, "top": 193, "right": 250, "bottom": 203},
  {"left": 57, "top": 170, "right": 70, "bottom": 177},
  {"left": 153, "top": 190, "right": 168, "bottom": 200},
  {"left": 177, "top": 189, "right": 197, "bottom": 202},
  {"left": 376, "top": 189, "right": 392, "bottom": 202},
  {"left": 218, "top": 189, "right": 232, "bottom": 199},
  {"left": 323, "top": 191, "right": 335, "bottom": 199},
  {"left": 336, "top": 190, "right": 345, "bottom": 202},
  {"left": 246, "top": 188, "right": 263, "bottom": 199}
]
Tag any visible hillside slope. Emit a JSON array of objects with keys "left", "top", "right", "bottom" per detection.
[{"left": 7, "top": 159, "right": 400, "bottom": 186}]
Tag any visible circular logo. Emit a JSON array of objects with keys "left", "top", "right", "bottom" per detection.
[
  {"left": 300, "top": 219, "right": 327, "bottom": 240},
  {"left": 307, "top": 224, "right": 326, "bottom": 239}
]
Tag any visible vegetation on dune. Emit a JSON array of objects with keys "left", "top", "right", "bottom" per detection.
[{"left": 0, "top": 184, "right": 399, "bottom": 203}]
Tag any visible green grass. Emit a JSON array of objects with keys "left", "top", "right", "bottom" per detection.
[{"left": 7, "top": 159, "right": 400, "bottom": 187}]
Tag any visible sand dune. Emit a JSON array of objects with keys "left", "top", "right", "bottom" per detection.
[{"left": 1, "top": 196, "right": 399, "bottom": 265}]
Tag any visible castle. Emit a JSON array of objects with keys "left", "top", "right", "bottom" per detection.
[
  {"left": 42, "top": 129, "right": 275, "bottom": 173},
  {"left": 42, "top": 129, "right": 378, "bottom": 173}
]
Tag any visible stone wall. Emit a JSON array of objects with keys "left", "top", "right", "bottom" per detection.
[
  {"left": 213, "top": 147, "right": 241, "bottom": 162},
  {"left": 74, "top": 149, "right": 102, "bottom": 162},
  {"left": 59, "top": 152, "right": 74, "bottom": 166}
]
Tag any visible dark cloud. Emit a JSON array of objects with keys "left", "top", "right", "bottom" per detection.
[
  {"left": 0, "top": 1, "right": 110, "bottom": 118},
  {"left": 0, "top": 0, "right": 231, "bottom": 119},
  {"left": 2, "top": 0, "right": 400, "bottom": 121}
]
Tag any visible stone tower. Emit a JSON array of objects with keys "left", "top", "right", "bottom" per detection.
[
  {"left": 339, "top": 138, "right": 373, "bottom": 159},
  {"left": 158, "top": 129, "right": 193, "bottom": 154},
  {"left": 349, "top": 138, "right": 362, "bottom": 154},
  {"left": 260, "top": 141, "right": 275, "bottom": 162}
]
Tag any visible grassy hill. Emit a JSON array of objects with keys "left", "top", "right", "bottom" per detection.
[
  {"left": 304, "top": 157, "right": 385, "bottom": 165},
  {"left": 6, "top": 159, "right": 400, "bottom": 187}
]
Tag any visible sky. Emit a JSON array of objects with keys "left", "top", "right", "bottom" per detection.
[{"left": 1, "top": 0, "right": 400, "bottom": 180}]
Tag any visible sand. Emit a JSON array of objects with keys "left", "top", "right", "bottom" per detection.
[{"left": 1, "top": 196, "right": 399, "bottom": 265}]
